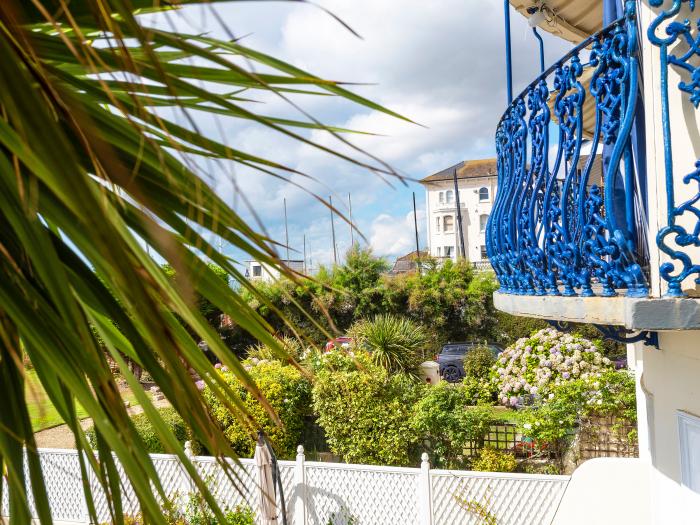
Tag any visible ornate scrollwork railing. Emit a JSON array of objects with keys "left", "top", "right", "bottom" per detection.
[
  {"left": 648, "top": 0, "right": 700, "bottom": 296},
  {"left": 487, "top": 5, "right": 650, "bottom": 297}
]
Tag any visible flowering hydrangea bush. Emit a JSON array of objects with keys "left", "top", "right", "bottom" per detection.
[{"left": 493, "top": 328, "right": 612, "bottom": 406}]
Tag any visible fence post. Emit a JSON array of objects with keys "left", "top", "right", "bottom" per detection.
[
  {"left": 419, "top": 452, "right": 433, "bottom": 525},
  {"left": 182, "top": 441, "right": 196, "bottom": 509},
  {"left": 293, "top": 445, "right": 306, "bottom": 525}
]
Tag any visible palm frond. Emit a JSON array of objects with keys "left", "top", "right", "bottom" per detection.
[{"left": 0, "top": 1, "right": 407, "bottom": 523}]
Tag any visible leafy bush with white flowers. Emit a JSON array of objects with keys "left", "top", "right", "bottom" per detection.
[
  {"left": 518, "top": 369, "right": 638, "bottom": 466},
  {"left": 492, "top": 328, "right": 613, "bottom": 406}
]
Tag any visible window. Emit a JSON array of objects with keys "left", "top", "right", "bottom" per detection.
[
  {"left": 443, "top": 345, "right": 466, "bottom": 355},
  {"left": 444, "top": 246, "right": 454, "bottom": 257},
  {"left": 480, "top": 246, "right": 488, "bottom": 260},
  {"left": 252, "top": 264, "right": 262, "bottom": 277},
  {"left": 443, "top": 215, "right": 454, "bottom": 232},
  {"left": 438, "top": 191, "right": 445, "bottom": 204},
  {"left": 446, "top": 190, "right": 454, "bottom": 204},
  {"left": 479, "top": 187, "right": 490, "bottom": 202},
  {"left": 436, "top": 246, "right": 442, "bottom": 257},
  {"left": 679, "top": 411, "right": 700, "bottom": 494},
  {"left": 479, "top": 214, "right": 489, "bottom": 233}
]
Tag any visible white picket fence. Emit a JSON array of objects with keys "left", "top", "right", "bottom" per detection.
[{"left": 1, "top": 446, "right": 569, "bottom": 525}]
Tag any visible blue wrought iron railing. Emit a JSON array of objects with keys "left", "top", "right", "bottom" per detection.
[
  {"left": 648, "top": 0, "right": 700, "bottom": 297},
  {"left": 487, "top": 6, "right": 650, "bottom": 298}
]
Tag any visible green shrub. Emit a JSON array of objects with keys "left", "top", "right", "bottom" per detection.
[
  {"left": 203, "top": 360, "right": 311, "bottom": 459},
  {"left": 245, "top": 336, "right": 305, "bottom": 363},
  {"left": 86, "top": 407, "right": 189, "bottom": 454},
  {"left": 463, "top": 345, "right": 495, "bottom": 380},
  {"left": 234, "top": 253, "right": 499, "bottom": 353},
  {"left": 348, "top": 314, "right": 428, "bottom": 373},
  {"left": 471, "top": 447, "right": 517, "bottom": 473},
  {"left": 312, "top": 350, "right": 423, "bottom": 466},
  {"left": 519, "top": 369, "right": 638, "bottom": 460},
  {"left": 411, "top": 382, "right": 493, "bottom": 469},
  {"left": 184, "top": 490, "right": 255, "bottom": 525},
  {"left": 462, "top": 376, "right": 498, "bottom": 405}
]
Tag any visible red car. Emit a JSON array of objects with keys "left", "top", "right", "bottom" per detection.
[{"left": 324, "top": 337, "right": 354, "bottom": 352}]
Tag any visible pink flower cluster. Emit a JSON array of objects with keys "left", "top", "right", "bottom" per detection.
[{"left": 493, "top": 328, "right": 612, "bottom": 407}]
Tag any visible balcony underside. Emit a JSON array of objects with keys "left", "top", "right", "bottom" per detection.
[{"left": 494, "top": 291, "right": 700, "bottom": 331}]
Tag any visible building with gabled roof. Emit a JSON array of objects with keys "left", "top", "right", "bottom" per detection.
[{"left": 419, "top": 158, "right": 498, "bottom": 264}]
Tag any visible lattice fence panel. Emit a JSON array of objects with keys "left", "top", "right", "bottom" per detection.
[
  {"left": 90, "top": 455, "right": 138, "bottom": 522},
  {"left": 1, "top": 450, "right": 87, "bottom": 522},
  {"left": 431, "top": 471, "right": 569, "bottom": 525},
  {"left": 277, "top": 461, "right": 296, "bottom": 519},
  {"left": 36, "top": 450, "right": 88, "bottom": 521},
  {"left": 194, "top": 457, "right": 257, "bottom": 512},
  {"left": 304, "top": 464, "right": 420, "bottom": 525},
  {"left": 89, "top": 453, "right": 188, "bottom": 523},
  {"left": 193, "top": 457, "right": 295, "bottom": 517}
]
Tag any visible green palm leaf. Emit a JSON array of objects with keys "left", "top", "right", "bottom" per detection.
[{"left": 0, "top": 2, "right": 406, "bottom": 524}]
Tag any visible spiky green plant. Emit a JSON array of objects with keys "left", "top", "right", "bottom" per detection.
[
  {"left": 348, "top": 315, "right": 428, "bottom": 373},
  {"left": 0, "top": 2, "right": 407, "bottom": 524},
  {"left": 246, "top": 335, "right": 306, "bottom": 364}
]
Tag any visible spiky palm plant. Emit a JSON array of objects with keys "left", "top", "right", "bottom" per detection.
[
  {"left": 0, "top": 2, "right": 406, "bottom": 524},
  {"left": 349, "top": 315, "right": 428, "bottom": 373}
]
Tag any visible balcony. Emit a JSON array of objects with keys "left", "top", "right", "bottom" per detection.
[{"left": 486, "top": 2, "right": 700, "bottom": 333}]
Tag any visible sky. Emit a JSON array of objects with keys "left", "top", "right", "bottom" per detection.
[{"left": 143, "top": 1, "right": 572, "bottom": 269}]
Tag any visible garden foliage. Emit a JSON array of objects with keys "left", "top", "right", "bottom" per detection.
[
  {"left": 519, "top": 369, "right": 638, "bottom": 457},
  {"left": 312, "top": 350, "right": 423, "bottom": 466},
  {"left": 462, "top": 345, "right": 499, "bottom": 404},
  {"left": 86, "top": 407, "right": 190, "bottom": 454},
  {"left": 492, "top": 328, "right": 613, "bottom": 406},
  {"left": 471, "top": 447, "right": 517, "bottom": 473},
  {"left": 411, "top": 382, "right": 492, "bottom": 469},
  {"left": 348, "top": 314, "right": 428, "bottom": 373},
  {"left": 235, "top": 249, "right": 500, "bottom": 350},
  {"left": 203, "top": 361, "right": 312, "bottom": 459}
]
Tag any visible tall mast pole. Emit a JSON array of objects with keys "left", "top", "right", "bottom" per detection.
[
  {"left": 504, "top": 0, "right": 513, "bottom": 104},
  {"left": 348, "top": 193, "right": 354, "bottom": 247},
  {"left": 303, "top": 234, "right": 307, "bottom": 274},
  {"left": 453, "top": 168, "right": 467, "bottom": 259},
  {"left": 412, "top": 192, "right": 421, "bottom": 275},
  {"left": 329, "top": 196, "right": 338, "bottom": 265},
  {"left": 284, "top": 197, "right": 290, "bottom": 262}
]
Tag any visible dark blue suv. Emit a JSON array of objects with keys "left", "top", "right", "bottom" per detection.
[{"left": 437, "top": 342, "right": 504, "bottom": 383}]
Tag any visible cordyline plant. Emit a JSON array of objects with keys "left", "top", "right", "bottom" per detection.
[{"left": 0, "top": 2, "right": 407, "bottom": 524}]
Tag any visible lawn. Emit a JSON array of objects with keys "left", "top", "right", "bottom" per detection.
[
  {"left": 485, "top": 405, "right": 525, "bottom": 425},
  {"left": 25, "top": 369, "right": 138, "bottom": 432}
]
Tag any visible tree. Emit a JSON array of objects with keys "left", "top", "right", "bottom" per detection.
[
  {"left": 398, "top": 259, "right": 500, "bottom": 343},
  {"left": 332, "top": 245, "right": 389, "bottom": 318},
  {"left": 0, "top": 2, "right": 405, "bottom": 523}
]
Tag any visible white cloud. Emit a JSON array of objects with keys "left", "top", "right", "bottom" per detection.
[
  {"left": 369, "top": 209, "right": 425, "bottom": 258},
  {"left": 144, "top": 1, "right": 572, "bottom": 266}
]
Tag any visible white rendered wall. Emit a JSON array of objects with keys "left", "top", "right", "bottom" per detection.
[
  {"left": 552, "top": 458, "right": 651, "bottom": 525},
  {"left": 633, "top": 332, "right": 700, "bottom": 524}
]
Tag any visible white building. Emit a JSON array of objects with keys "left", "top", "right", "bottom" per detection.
[
  {"left": 419, "top": 159, "right": 497, "bottom": 263},
  {"left": 245, "top": 259, "right": 304, "bottom": 283}
]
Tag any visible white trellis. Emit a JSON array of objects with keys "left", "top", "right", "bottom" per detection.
[{"left": 1, "top": 446, "right": 569, "bottom": 525}]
